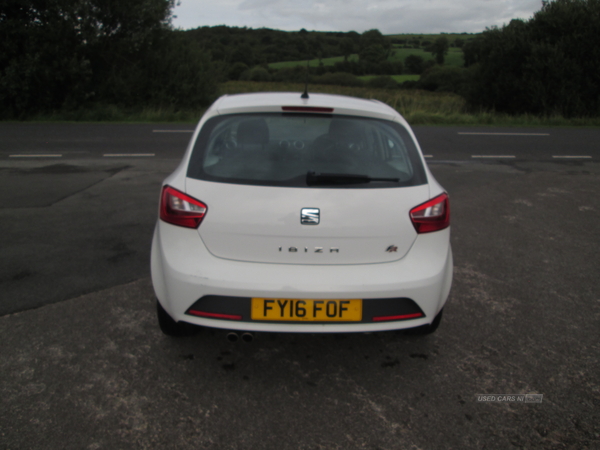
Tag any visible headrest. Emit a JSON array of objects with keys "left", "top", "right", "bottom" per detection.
[
  {"left": 328, "top": 119, "right": 361, "bottom": 142},
  {"left": 237, "top": 118, "right": 270, "bottom": 146}
]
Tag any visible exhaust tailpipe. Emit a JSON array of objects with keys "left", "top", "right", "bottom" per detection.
[
  {"left": 227, "top": 332, "right": 239, "bottom": 342},
  {"left": 241, "top": 332, "right": 254, "bottom": 343}
]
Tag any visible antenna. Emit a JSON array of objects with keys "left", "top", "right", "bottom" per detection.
[{"left": 301, "top": 60, "right": 309, "bottom": 99}]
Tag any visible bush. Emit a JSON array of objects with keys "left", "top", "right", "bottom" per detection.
[
  {"left": 400, "top": 80, "right": 419, "bottom": 90},
  {"left": 229, "top": 62, "right": 249, "bottom": 80},
  {"left": 419, "top": 66, "right": 469, "bottom": 95},
  {"left": 332, "top": 60, "right": 363, "bottom": 75},
  {"left": 367, "top": 76, "right": 398, "bottom": 89},
  {"left": 405, "top": 55, "right": 425, "bottom": 74},
  {"left": 375, "top": 60, "right": 395, "bottom": 75},
  {"left": 240, "top": 66, "right": 271, "bottom": 82}
]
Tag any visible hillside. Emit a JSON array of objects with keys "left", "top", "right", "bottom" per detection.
[{"left": 181, "top": 26, "right": 467, "bottom": 78}]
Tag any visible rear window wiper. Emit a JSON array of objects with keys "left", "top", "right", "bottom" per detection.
[{"left": 306, "top": 171, "right": 399, "bottom": 186}]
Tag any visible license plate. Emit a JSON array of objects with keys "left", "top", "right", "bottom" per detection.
[{"left": 251, "top": 298, "right": 362, "bottom": 322}]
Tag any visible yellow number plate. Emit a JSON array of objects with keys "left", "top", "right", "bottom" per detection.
[{"left": 251, "top": 298, "right": 362, "bottom": 322}]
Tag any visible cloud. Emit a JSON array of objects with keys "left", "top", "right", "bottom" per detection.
[{"left": 172, "top": 0, "right": 543, "bottom": 33}]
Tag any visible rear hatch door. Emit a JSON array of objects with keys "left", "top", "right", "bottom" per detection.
[{"left": 186, "top": 178, "right": 428, "bottom": 265}]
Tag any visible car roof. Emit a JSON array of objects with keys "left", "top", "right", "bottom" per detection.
[{"left": 210, "top": 92, "right": 403, "bottom": 123}]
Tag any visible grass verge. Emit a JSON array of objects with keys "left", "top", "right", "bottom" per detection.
[
  {"left": 6, "top": 81, "right": 600, "bottom": 126},
  {"left": 218, "top": 81, "right": 600, "bottom": 126}
]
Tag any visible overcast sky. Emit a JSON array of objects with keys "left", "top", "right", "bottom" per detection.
[{"left": 171, "top": 0, "right": 544, "bottom": 34}]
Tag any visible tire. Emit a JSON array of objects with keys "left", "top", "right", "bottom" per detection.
[
  {"left": 404, "top": 308, "right": 443, "bottom": 336},
  {"left": 156, "top": 300, "right": 200, "bottom": 337}
]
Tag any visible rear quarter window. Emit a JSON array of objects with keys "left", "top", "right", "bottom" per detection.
[{"left": 187, "top": 113, "right": 427, "bottom": 188}]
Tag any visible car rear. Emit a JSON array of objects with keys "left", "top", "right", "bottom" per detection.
[{"left": 151, "top": 92, "right": 452, "bottom": 335}]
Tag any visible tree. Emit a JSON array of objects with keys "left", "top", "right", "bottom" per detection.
[
  {"left": 0, "top": 0, "right": 99, "bottom": 114},
  {"left": 462, "top": 39, "right": 480, "bottom": 67},
  {"left": 229, "top": 62, "right": 249, "bottom": 80},
  {"left": 307, "top": 35, "right": 324, "bottom": 62},
  {"left": 405, "top": 54, "right": 425, "bottom": 74},
  {"left": 230, "top": 43, "right": 255, "bottom": 66},
  {"left": 340, "top": 38, "right": 355, "bottom": 62},
  {"left": 0, "top": 0, "right": 219, "bottom": 116},
  {"left": 142, "top": 31, "right": 219, "bottom": 108},
  {"left": 430, "top": 37, "right": 449, "bottom": 64},
  {"left": 465, "top": 0, "right": 600, "bottom": 117},
  {"left": 358, "top": 29, "right": 391, "bottom": 68}
]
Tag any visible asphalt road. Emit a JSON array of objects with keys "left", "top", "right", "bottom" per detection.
[
  {"left": 1, "top": 123, "right": 598, "bottom": 316},
  {"left": 1, "top": 123, "right": 599, "bottom": 162},
  {"left": 1, "top": 124, "right": 599, "bottom": 449}
]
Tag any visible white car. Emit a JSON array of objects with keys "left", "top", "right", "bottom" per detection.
[{"left": 151, "top": 92, "right": 452, "bottom": 339}]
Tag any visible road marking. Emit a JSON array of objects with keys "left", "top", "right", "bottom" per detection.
[
  {"left": 459, "top": 132, "right": 550, "bottom": 136},
  {"left": 103, "top": 153, "right": 155, "bottom": 157},
  {"left": 152, "top": 129, "right": 194, "bottom": 133},
  {"left": 552, "top": 155, "right": 592, "bottom": 159},
  {"left": 424, "top": 155, "right": 433, "bottom": 158},
  {"left": 9, "top": 154, "right": 62, "bottom": 158},
  {"left": 472, "top": 155, "right": 516, "bottom": 159}
]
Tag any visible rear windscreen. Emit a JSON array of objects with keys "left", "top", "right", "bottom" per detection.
[{"left": 187, "top": 113, "right": 427, "bottom": 188}]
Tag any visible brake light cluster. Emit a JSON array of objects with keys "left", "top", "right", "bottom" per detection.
[
  {"left": 160, "top": 186, "right": 207, "bottom": 228},
  {"left": 410, "top": 193, "right": 450, "bottom": 233}
]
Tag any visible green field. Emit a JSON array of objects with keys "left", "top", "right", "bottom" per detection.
[
  {"left": 268, "top": 33, "right": 471, "bottom": 70},
  {"left": 268, "top": 47, "right": 464, "bottom": 71}
]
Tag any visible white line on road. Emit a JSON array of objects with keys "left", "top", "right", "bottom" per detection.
[
  {"left": 552, "top": 155, "right": 592, "bottom": 159},
  {"left": 458, "top": 132, "right": 550, "bottom": 136},
  {"left": 152, "top": 129, "right": 194, "bottom": 133},
  {"left": 103, "top": 153, "right": 155, "bottom": 157},
  {"left": 472, "top": 155, "right": 516, "bottom": 159},
  {"left": 9, "top": 154, "right": 62, "bottom": 158}
]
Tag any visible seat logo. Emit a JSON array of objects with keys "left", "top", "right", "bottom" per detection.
[{"left": 301, "top": 208, "right": 320, "bottom": 225}]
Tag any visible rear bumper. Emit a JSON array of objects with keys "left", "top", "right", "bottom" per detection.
[{"left": 151, "top": 221, "right": 453, "bottom": 333}]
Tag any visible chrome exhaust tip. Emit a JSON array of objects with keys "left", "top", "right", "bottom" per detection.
[
  {"left": 241, "top": 332, "right": 254, "bottom": 343},
  {"left": 226, "top": 332, "right": 239, "bottom": 342}
]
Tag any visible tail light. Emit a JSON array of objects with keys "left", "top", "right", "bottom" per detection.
[
  {"left": 160, "top": 186, "right": 207, "bottom": 228},
  {"left": 410, "top": 193, "right": 450, "bottom": 233}
]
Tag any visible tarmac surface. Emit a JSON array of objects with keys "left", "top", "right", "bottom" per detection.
[{"left": 1, "top": 124, "right": 599, "bottom": 449}]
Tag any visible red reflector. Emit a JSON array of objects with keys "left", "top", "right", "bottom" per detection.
[
  {"left": 282, "top": 106, "right": 334, "bottom": 113},
  {"left": 372, "top": 312, "right": 424, "bottom": 322},
  {"left": 188, "top": 310, "right": 242, "bottom": 321}
]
